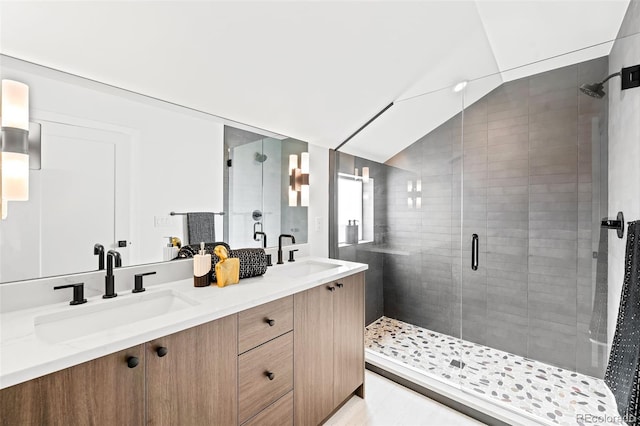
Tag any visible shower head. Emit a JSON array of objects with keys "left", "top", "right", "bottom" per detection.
[
  {"left": 579, "top": 82, "right": 606, "bottom": 99},
  {"left": 579, "top": 71, "right": 621, "bottom": 99},
  {"left": 255, "top": 152, "right": 268, "bottom": 163},
  {"left": 578, "top": 65, "right": 639, "bottom": 99}
]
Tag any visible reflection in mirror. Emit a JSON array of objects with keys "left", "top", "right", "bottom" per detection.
[
  {"left": 223, "top": 126, "right": 308, "bottom": 248},
  {"left": 1, "top": 55, "right": 253, "bottom": 283}
]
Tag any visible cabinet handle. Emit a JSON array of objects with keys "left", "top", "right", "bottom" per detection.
[
  {"left": 127, "top": 356, "right": 139, "bottom": 368},
  {"left": 328, "top": 286, "right": 336, "bottom": 292},
  {"left": 265, "top": 318, "right": 276, "bottom": 327},
  {"left": 156, "top": 347, "right": 168, "bottom": 357},
  {"left": 265, "top": 371, "right": 275, "bottom": 381},
  {"left": 336, "top": 283, "right": 344, "bottom": 288}
]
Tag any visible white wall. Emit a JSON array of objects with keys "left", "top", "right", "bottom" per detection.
[
  {"left": 308, "top": 144, "right": 329, "bottom": 257},
  {"left": 607, "top": 0, "right": 640, "bottom": 346}
]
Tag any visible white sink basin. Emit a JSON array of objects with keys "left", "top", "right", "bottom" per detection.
[
  {"left": 34, "top": 290, "right": 199, "bottom": 344},
  {"left": 270, "top": 259, "right": 340, "bottom": 277}
]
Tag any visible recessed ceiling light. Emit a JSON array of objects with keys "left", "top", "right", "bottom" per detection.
[{"left": 453, "top": 81, "right": 468, "bottom": 93}]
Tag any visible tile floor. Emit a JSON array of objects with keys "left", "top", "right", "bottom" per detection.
[
  {"left": 365, "top": 317, "right": 622, "bottom": 426},
  {"left": 327, "top": 370, "right": 482, "bottom": 426}
]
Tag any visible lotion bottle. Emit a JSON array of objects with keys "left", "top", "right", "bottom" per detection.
[{"left": 193, "top": 242, "right": 211, "bottom": 287}]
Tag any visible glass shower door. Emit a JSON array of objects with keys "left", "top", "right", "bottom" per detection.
[
  {"left": 458, "top": 56, "right": 611, "bottom": 419},
  {"left": 228, "top": 138, "right": 282, "bottom": 248}
]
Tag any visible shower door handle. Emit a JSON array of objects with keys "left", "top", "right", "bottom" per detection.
[{"left": 471, "top": 234, "right": 479, "bottom": 271}]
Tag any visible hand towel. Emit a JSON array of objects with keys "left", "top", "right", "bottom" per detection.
[
  {"left": 187, "top": 212, "right": 216, "bottom": 244},
  {"left": 605, "top": 221, "right": 640, "bottom": 424}
]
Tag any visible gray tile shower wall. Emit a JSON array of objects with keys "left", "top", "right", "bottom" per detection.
[
  {"left": 335, "top": 153, "right": 388, "bottom": 325},
  {"left": 382, "top": 57, "right": 609, "bottom": 377}
]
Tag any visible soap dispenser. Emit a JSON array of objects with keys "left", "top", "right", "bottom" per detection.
[
  {"left": 163, "top": 236, "right": 181, "bottom": 261},
  {"left": 193, "top": 242, "right": 211, "bottom": 287}
]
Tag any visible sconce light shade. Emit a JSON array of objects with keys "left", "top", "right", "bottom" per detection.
[
  {"left": 289, "top": 154, "right": 298, "bottom": 176},
  {"left": 300, "top": 152, "right": 309, "bottom": 207},
  {"left": 301, "top": 184, "right": 309, "bottom": 207},
  {"left": 362, "top": 167, "right": 370, "bottom": 183},
  {"left": 1, "top": 80, "right": 29, "bottom": 131},
  {"left": 1, "top": 151, "right": 29, "bottom": 200},
  {"left": 289, "top": 188, "right": 297, "bottom": 207},
  {"left": 1, "top": 79, "right": 31, "bottom": 202}
]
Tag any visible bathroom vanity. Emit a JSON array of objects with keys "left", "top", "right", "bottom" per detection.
[{"left": 0, "top": 258, "right": 366, "bottom": 426}]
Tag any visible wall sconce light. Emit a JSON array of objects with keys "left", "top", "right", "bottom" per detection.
[
  {"left": 362, "top": 167, "right": 370, "bottom": 183},
  {"left": 0, "top": 80, "right": 41, "bottom": 220},
  {"left": 1, "top": 80, "right": 30, "bottom": 202},
  {"left": 354, "top": 166, "right": 370, "bottom": 183},
  {"left": 289, "top": 152, "right": 309, "bottom": 207}
]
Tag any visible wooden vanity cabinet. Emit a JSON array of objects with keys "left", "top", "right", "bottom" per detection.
[
  {"left": 333, "top": 272, "right": 365, "bottom": 405},
  {"left": 0, "top": 315, "right": 237, "bottom": 426},
  {"left": 0, "top": 345, "right": 145, "bottom": 426},
  {"left": 294, "top": 272, "right": 365, "bottom": 426},
  {"left": 0, "top": 270, "right": 365, "bottom": 426},
  {"left": 146, "top": 314, "right": 238, "bottom": 426}
]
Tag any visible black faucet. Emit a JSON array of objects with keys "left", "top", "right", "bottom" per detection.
[
  {"left": 54, "top": 283, "right": 87, "bottom": 305},
  {"left": 94, "top": 244, "right": 105, "bottom": 270},
  {"left": 103, "top": 250, "right": 122, "bottom": 299},
  {"left": 277, "top": 234, "right": 296, "bottom": 264},
  {"left": 254, "top": 231, "right": 267, "bottom": 248}
]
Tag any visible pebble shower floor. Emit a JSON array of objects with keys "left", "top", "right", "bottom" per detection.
[{"left": 365, "top": 317, "right": 622, "bottom": 426}]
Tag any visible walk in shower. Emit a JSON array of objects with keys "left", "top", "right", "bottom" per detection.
[{"left": 332, "top": 51, "right": 628, "bottom": 425}]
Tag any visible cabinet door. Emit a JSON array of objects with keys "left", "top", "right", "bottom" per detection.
[
  {"left": 146, "top": 315, "right": 238, "bottom": 426},
  {"left": 0, "top": 345, "right": 145, "bottom": 426},
  {"left": 333, "top": 272, "right": 365, "bottom": 406},
  {"left": 294, "top": 283, "right": 335, "bottom": 426}
]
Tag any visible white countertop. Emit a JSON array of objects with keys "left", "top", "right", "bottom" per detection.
[{"left": 0, "top": 257, "right": 367, "bottom": 389}]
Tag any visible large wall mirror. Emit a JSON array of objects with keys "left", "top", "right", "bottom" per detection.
[
  {"left": 223, "top": 126, "right": 308, "bottom": 248},
  {"left": 0, "top": 55, "right": 309, "bottom": 284}
]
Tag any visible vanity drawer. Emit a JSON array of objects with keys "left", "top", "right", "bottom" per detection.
[
  {"left": 238, "top": 331, "right": 293, "bottom": 424},
  {"left": 242, "top": 391, "right": 293, "bottom": 426},
  {"left": 238, "top": 295, "right": 293, "bottom": 353}
]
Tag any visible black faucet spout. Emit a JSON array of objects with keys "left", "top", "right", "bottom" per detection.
[
  {"left": 254, "top": 231, "right": 267, "bottom": 248},
  {"left": 104, "top": 250, "right": 121, "bottom": 299},
  {"left": 277, "top": 234, "right": 296, "bottom": 264},
  {"left": 94, "top": 244, "right": 105, "bottom": 270}
]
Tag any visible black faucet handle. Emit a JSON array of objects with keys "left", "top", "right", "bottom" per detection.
[
  {"left": 54, "top": 283, "right": 87, "bottom": 305},
  {"left": 288, "top": 249, "right": 299, "bottom": 263},
  {"left": 133, "top": 271, "right": 156, "bottom": 293}
]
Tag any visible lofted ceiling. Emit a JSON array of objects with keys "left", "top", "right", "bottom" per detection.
[{"left": 0, "top": 1, "right": 630, "bottom": 163}]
